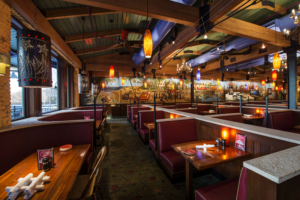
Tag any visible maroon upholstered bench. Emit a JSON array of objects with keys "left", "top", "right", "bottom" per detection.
[
  {"left": 138, "top": 110, "right": 164, "bottom": 143},
  {"left": 176, "top": 104, "right": 191, "bottom": 109},
  {"left": 158, "top": 118, "right": 198, "bottom": 178},
  {"left": 127, "top": 105, "right": 137, "bottom": 121},
  {"left": 130, "top": 107, "right": 150, "bottom": 129},
  {"left": 196, "top": 105, "right": 211, "bottom": 113},
  {"left": 195, "top": 167, "right": 247, "bottom": 200},
  {"left": 218, "top": 107, "right": 240, "bottom": 114},
  {"left": 210, "top": 113, "right": 243, "bottom": 123}
]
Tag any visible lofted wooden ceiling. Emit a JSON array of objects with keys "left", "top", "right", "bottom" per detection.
[{"left": 17, "top": 0, "right": 299, "bottom": 79}]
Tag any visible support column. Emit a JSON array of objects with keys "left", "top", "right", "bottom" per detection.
[
  {"left": 284, "top": 45, "right": 298, "bottom": 109},
  {"left": 191, "top": 72, "right": 194, "bottom": 107}
]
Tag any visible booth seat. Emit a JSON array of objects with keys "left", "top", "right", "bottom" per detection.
[
  {"left": 130, "top": 107, "right": 150, "bottom": 129},
  {"left": 196, "top": 105, "right": 211, "bottom": 113},
  {"left": 158, "top": 119, "right": 198, "bottom": 176},
  {"left": 218, "top": 107, "right": 240, "bottom": 114},
  {"left": 264, "top": 110, "right": 300, "bottom": 133},
  {"left": 0, "top": 121, "right": 94, "bottom": 175},
  {"left": 176, "top": 103, "right": 191, "bottom": 109},
  {"left": 195, "top": 167, "right": 247, "bottom": 200},
  {"left": 210, "top": 113, "right": 243, "bottom": 123},
  {"left": 138, "top": 111, "right": 164, "bottom": 142},
  {"left": 127, "top": 105, "right": 138, "bottom": 121},
  {"left": 39, "top": 110, "right": 103, "bottom": 130}
]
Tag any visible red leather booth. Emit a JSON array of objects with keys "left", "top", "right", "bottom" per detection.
[
  {"left": 218, "top": 107, "right": 240, "bottom": 114},
  {"left": 130, "top": 107, "right": 150, "bottom": 129}
]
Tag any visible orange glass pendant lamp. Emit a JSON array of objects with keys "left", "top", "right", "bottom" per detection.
[
  {"left": 180, "top": 79, "right": 183, "bottom": 86},
  {"left": 143, "top": 29, "right": 153, "bottom": 58},
  {"left": 102, "top": 81, "right": 105, "bottom": 89},
  {"left": 144, "top": 81, "right": 147, "bottom": 88},
  {"left": 122, "top": 77, "right": 125, "bottom": 85},
  {"left": 272, "top": 82, "right": 275, "bottom": 87},
  {"left": 109, "top": 65, "right": 114, "bottom": 78},
  {"left": 217, "top": 78, "right": 220, "bottom": 86},
  {"left": 275, "top": 86, "right": 278, "bottom": 91},
  {"left": 272, "top": 70, "right": 277, "bottom": 81},
  {"left": 273, "top": 52, "right": 281, "bottom": 70},
  {"left": 262, "top": 79, "right": 265, "bottom": 86},
  {"left": 172, "top": 83, "right": 175, "bottom": 89}
]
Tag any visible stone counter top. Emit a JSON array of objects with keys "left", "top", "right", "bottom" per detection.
[{"left": 244, "top": 146, "right": 300, "bottom": 184}]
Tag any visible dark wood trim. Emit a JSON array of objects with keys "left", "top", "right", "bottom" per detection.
[{"left": 68, "top": 66, "right": 74, "bottom": 107}]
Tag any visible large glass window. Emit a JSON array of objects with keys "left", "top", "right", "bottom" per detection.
[{"left": 42, "top": 56, "right": 58, "bottom": 113}]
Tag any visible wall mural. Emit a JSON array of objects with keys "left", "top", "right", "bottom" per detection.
[{"left": 83, "top": 76, "right": 277, "bottom": 105}]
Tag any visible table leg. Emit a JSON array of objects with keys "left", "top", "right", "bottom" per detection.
[{"left": 185, "top": 159, "right": 193, "bottom": 200}]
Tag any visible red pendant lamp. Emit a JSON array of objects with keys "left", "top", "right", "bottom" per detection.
[
  {"left": 180, "top": 78, "right": 183, "bottom": 86},
  {"left": 102, "top": 81, "right": 105, "bottom": 89},
  {"left": 272, "top": 70, "right": 277, "bottom": 81},
  {"left": 262, "top": 79, "right": 265, "bottom": 86},
  {"left": 110, "top": 65, "right": 114, "bottom": 79}
]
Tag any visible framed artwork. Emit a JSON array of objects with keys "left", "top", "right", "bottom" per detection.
[
  {"left": 37, "top": 148, "right": 54, "bottom": 170},
  {"left": 235, "top": 133, "right": 247, "bottom": 151}
]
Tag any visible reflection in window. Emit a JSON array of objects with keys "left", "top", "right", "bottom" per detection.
[
  {"left": 42, "top": 57, "right": 58, "bottom": 113},
  {"left": 10, "top": 69, "right": 24, "bottom": 120}
]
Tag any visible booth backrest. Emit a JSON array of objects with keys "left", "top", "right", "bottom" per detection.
[
  {"left": 218, "top": 107, "right": 240, "bottom": 114},
  {"left": 225, "top": 102, "right": 246, "bottom": 106},
  {"left": 236, "top": 167, "right": 247, "bottom": 200},
  {"left": 176, "top": 104, "right": 191, "bottom": 109},
  {"left": 0, "top": 121, "right": 94, "bottom": 175},
  {"left": 196, "top": 105, "right": 211, "bottom": 113},
  {"left": 39, "top": 110, "right": 102, "bottom": 121},
  {"left": 74, "top": 106, "right": 105, "bottom": 112},
  {"left": 175, "top": 108, "right": 198, "bottom": 114},
  {"left": 158, "top": 105, "right": 176, "bottom": 109},
  {"left": 210, "top": 113, "right": 243, "bottom": 123},
  {"left": 268, "top": 111, "right": 295, "bottom": 131},
  {"left": 139, "top": 111, "right": 164, "bottom": 130},
  {"left": 158, "top": 119, "right": 197, "bottom": 153},
  {"left": 131, "top": 107, "right": 150, "bottom": 121}
]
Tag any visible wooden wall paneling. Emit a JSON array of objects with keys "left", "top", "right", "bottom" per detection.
[
  {"left": 253, "top": 141, "right": 261, "bottom": 158},
  {"left": 58, "top": 58, "right": 66, "bottom": 110},
  {"left": 68, "top": 66, "right": 74, "bottom": 107},
  {"left": 260, "top": 143, "right": 270, "bottom": 157}
]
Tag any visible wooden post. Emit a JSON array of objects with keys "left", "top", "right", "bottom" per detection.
[
  {"left": 216, "top": 95, "right": 219, "bottom": 114},
  {"left": 137, "top": 97, "right": 139, "bottom": 130},
  {"left": 93, "top": 96, "right": 97, "bottom": 148},
  {"left": 196, "top": 96, "right": 198, "bottom": 109},
  {"left": 154, "top": 93, "right": 157, "bottom": 151},
  {"left": 240, "top": 95, "right": 242, "bottom": 113},
  {"left": 265, "top": 96, "right": 268, "bottom": 128}
]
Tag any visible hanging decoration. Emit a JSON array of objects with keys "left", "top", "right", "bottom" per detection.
[
  {"left": 0, "top": 53, "right": 10, "bottom": 76},
  {"left": 17, "top": 30, "right": 52, "bottom": 87},
  {"left": 272, "top": 82, "right": 276, "bottom": 87},
  {"left": 122, "top": 77, "right": 125, "bottom": 85},
  {"left": 262, "top": 79, "right": 265, "bottom": 86},
  {"left": 176, "top": 57, "right": 192, "bottom": 75},
  {"left": 110, "top": 65, "right": 114, "bottom": 78},
  {"left": 143, "top": 0, "right": 152, "bottom": 58},
  {"left": 272, "top": 70, "right": 277, "bottom": 81},
  {"left": 196, "top": 68, "right": 201, "bottom": 81},
  {"left": 102, "top": 81, "right": 105, "bottom": 89},
  {"left": 217, "top": 78, "right": 220, "bottom": 86},
  {"left": 273, "top": 52, "right": 281, "bottom": 70}
]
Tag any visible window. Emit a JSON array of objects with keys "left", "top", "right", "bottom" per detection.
[{"left": 42, "top": 56, "right": 58, "bottom": 113}]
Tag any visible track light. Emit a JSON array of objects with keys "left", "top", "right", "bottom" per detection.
[
  {"left": 261, "top": 43, "right": 266, "bottom": 49},
  {"left": 204, "top": 34, "right": 208, "bottom": 39},
  {"left": 159, "top": 60, "right": 163, "bottom": 69}
]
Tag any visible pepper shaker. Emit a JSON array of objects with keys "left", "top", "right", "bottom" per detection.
[
  {"left": 42, "top": 157, "right": 49, "bottom": 172},
  {"left": 222, "top": 139, "right": 226, "bottom": 149}
]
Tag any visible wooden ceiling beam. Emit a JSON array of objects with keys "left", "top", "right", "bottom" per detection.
[
  {"left": 43, "top": 7, "right": 119, "bottom": 20},
  {"left": 231, "top": 0, "right": 287, "bottom": 15},
  {"left": 86, "top": 63, "right": 141, "bottom": 71},
  {"left": 83, "top": 53, "right": 133, "bottom": 63},
  {"left": 6, "top": 0, "right": 82, "bottom": 68},
  {"left": 76, "top": 44, "right": 141, "bottom": 55},
  {"left": 212, "top": 17, "right": 289, "bottom": 47},
  {"left": 65, "top": 28, "right": 143, "bottom": 43}
]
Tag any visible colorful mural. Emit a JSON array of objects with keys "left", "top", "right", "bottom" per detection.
[{"left": 83, "top": 77, "right": 277, "bottom": 105}]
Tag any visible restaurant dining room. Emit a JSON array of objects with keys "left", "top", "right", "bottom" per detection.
[{"left": 2, "top": 0, "right": 300, "bottom": 199}]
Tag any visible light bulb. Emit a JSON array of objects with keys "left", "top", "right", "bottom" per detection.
[
  {"left": 262, "top": 43, "right": 266, "bottom": 49},
  {"left": 204, "top": 34, "right": 207, "bottom": 39},
  {"left": 172, "top": 41, "right": 175, "bottom": 44}
]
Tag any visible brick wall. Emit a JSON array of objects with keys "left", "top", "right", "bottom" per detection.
[{"left": 0, "top": 0, "right": 11, "bottom": 127}]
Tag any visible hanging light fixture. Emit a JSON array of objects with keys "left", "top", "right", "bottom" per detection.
[
  {"left": 217, "top": 78, "right": 220, "bottom": 86},
  {"left": 144, "top": 81, "right": 147, "bottom": 88},
  {"left": 262, "top": 79, "right": 265, "bottom": 86},
  {"left": 245, "top": 85, "right": 247, "bottom": 90},
  {"left": 180, "top": 77, "right": 183, "bottom": 86},
  {"left": 172, "top": 83, "right": 175, "bottom": 89},
  {"left": 143, "top": 0, "right": 152, "bottom": 58},
  {"left": 102, "top": 81, "right": 105, "bottom": 89},
  {"left": 78, "top": 18, "right": 89, "bottom": 93},
  {"left": 91, "top": 56, "right": 99, "bottom": 95},
  {"left": 272, "top": 82, "right": 276, "bottom": 87},
  {"left": 255, "top": 86, "right": 258, "bottom": 90},
  {"left": 273, "top": 52, "right": 281, "bottom": 70},
  {"left": 17, "top": 1, "right": 51, "bottom": 87},
  {"left": 0, "top": 53, "right": 10, "bottom": 76},
  {"left": 109, "top": 65, "right": 114, "bottom": 78},
  {"left": 122, "top": 77, "right": 125, "bottom": 85},
  {"left": 272, "top": 70, "right": 277, "bottom": 81},
  {"left": 196, "top": 68, "right": 201, "bottom": 81},
  {"left": 275, "top": 86, "right": 278, "bottom": 91}
]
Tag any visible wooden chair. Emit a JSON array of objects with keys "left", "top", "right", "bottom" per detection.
[
  {"left": 68, "top": 146, "right": 107, "bottom": 200},
  {"left": 95, "top": 146, "right": 107, "bottom": 199},
  {"left": 97, "top": 118, "right": 106, "bottom": 146},
  {"left": 103, "top": 111, "right": 108, "bottom": 128}
]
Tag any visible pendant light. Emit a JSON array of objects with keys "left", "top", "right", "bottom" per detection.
[
  {"left": 91, "top": 55, "right": 99, "bottom": 95},
  {"left": 272, "top": 70, "right": 277, "bottom": 81},
  {"left": 180, "top": 78, "right": 183, "bottom": 86},
  {"left": 245, "top": 85, "right": 247, "bottom": 90},
  {"left": 0, "top": 53, "right": 10, "bottom": 76},
  {"left": 273, "top": 53, "right": 281, "bottom": 70},
  {"left": 144, "top": 81, "right": 147, "bottom": 88},
  {"left": 78, "top": 17, "right": 89, "bottom": 93},
  {"left": 143, "top": 0, "right": 153, "bottom": 58},
  {"left": 255, "top": 86, "right": 258, "bottom": 90},
  {"left": 122, "top": 77, "right": 125, "bottom": 85},
  {"left": 109, "top": 20, "right": 115, "bottom": 78},
  {"left": 172, "top": 83, "right": 175, "bottom": 89},
  {"left": 217, "top": 78, "right": 220, "bottom": 86},
  {"left": 272, "top": 82, "right": 276, "bottom": 87},
  {"left": 17, "top": 0, "right": 51, "bottom": 88},
  {"left": 262, "top": 79, "right": 265, "bottom": 86},
  {"left": 275, "top": 86, "right": 278, "bottom": 91},
  {"left": 196, "top": 68, "right": 201, "bottom": 81},
  {"left": 102, "top": 81, "right": 105, "bottom": 89}
]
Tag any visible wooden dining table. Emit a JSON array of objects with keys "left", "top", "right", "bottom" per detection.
[
  {"left": 172, "top": 140, "right": 251, "bottom": 200},
  {"left": 0, "top": 144, "right": 90, "bottom": 200},
  {"left": 144, "top": 122, "right": 155, "bottom": 140},
  {"left": 242, "top": 115, "right": 264, "bottom": 126}
]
